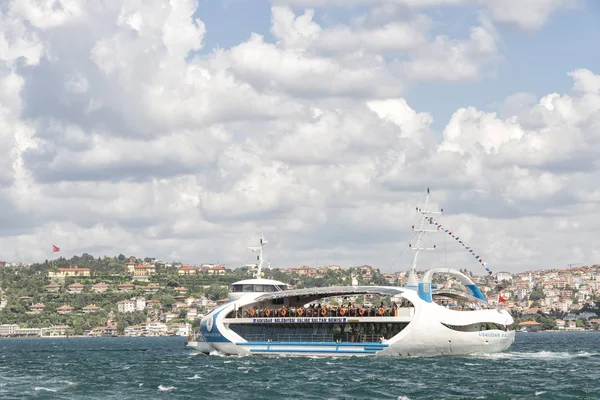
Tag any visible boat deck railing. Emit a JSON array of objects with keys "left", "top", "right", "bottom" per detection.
[
  {"left": 242, "top": 333, "right": 386, "bottom": 343},
  {"left": 276, "top": 334, "right": 333, "bottom": 342},
  {"left": 244, "top": 334, "right": 267, "bottom": 342}
]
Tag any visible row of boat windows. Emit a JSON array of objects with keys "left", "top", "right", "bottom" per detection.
[
  {"left": 229, "top": 322, "right": 409, "bottom": 343},
  {"left": 442, "top": 322, "right": 509, "bottom": 332},
  {"left": 229, "top": 284, "right": 288, "bottom": 293}
]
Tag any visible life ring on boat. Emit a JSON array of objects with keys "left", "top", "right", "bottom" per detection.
[
  {"left": 340, "top": 308, "right": 347, "bottom": 316},
  {"left": 265, "top": 309, "right": 271, "bottom": 317},
  {"left": 281, "top": 309, "right": 287, "bottom": 317},
  {"left": 378, "top": 308, "right": 385, "bottom": 316},
  {"left": 249, "top": 309, "right": 256, "bottom": 317},
  {"left": 320, "top": 308, "right": 327, "bottom": 316},
  {"left": 296, "top": 308, "right": 303, "bottom": 316},
  {"left": 358, "top": 309, "right": 365, "bottom": 316}
]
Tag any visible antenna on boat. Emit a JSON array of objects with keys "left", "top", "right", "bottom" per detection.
[
  {"left": 248, "top": 237, "right": 268, "bottom": 279},
  {"left": 407, "top": 188, "right": 443, "bottom": 288}
]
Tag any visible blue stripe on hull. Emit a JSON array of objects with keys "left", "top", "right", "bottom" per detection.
[
  {"left": 249, "top": 349, "right": 378, "bottom": 355},
  {"left": 237, "top": 341, "right": 389, "bottom": 355},
  {"left": 236, "top": 341, "right": 389, "bottom": 348}
]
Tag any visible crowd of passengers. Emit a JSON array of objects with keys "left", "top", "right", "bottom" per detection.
[{"left": 237, "top": 302, "right": 407, "bottom": 318}]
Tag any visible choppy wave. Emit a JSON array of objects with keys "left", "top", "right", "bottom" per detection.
[
  {"left": 0, "top": 333, "right": 599, "bottom": 399},
  {"left": 34, "top": 387, "right": 57, "bottom": 392}
]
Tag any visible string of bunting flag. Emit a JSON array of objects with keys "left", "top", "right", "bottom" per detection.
[{"left": 427, "top": 216, "right": 505, "bottom": 292}]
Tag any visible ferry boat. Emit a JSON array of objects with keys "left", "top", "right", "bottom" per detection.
[{"left": 186, "top": 190, "right": 515, "bottom": 357}]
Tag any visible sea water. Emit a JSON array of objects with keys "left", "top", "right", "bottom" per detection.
[{"left": 0, "top": 332, "right": 598, "bottom": 399}]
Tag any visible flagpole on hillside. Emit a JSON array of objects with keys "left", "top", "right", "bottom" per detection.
[{"left": 51, "top": 245, "right": 61, "bottom": 270}]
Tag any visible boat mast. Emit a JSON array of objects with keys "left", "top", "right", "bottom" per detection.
[
  {"left": 407, "top": 188, "right": 443, "bottom": 287},
  {"left": 248, "top": 237, "right": 268, "bottom": 279}
]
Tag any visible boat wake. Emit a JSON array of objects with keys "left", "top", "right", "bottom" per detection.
[{"left": 470, "top": 351, "right": 599, "bottom": 359}]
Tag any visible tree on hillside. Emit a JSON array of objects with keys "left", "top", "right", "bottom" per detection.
[
  {"left": 204, "top": 284, "right": 227, "bottom": 300},
  {"left": 529, "top": 290, "right": 545, "bottom": 301},
  {"left": 114, "top": 311, "right": 147, "bottom": 334},
  {"left": 165, "top": 277, "right": 182, "bottom": 288},
  {"left": 535, "top": 311, "right": 556, "bottom": 330},
  {"left": 548, "top": 308, "right": 567, "bottom": 319}
]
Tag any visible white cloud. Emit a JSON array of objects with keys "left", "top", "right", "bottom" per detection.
[
  {"left": 439, "top": 69, "right": 600, "bottom": 172},
  {"left": 0, "top": 0, "right": 598, "bottom": 274},
  {"left": 272, "top": 0, "right": 575, "bottom": 31},
  {"left": 483, "top": 0, "right": 576, "bottom": 31},
  {"left": 269, "top": 5, "right": 432, "bottom": 54},
  {"left": 0, "top": 10, "right": 43, "bottom": 65},
  {"left": 399, "top": 17, "right": 499, "bottom": 81},
  {"left": 9, "top": 0, "right": 85, "bottom": 30},
  {"left": 218, "top": 6, "right": 498, "bottom": 98}
]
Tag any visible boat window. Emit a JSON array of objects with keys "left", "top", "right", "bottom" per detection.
[
  {"left": 242, "top": 284, "right": 254, "bottom": 292},
  {"left": 278, "top": 285, "right": 288, "bottom": 291},
  {"left": 253, "top": 285, "right": 263, "bottom": 292},
  {"left": 263, "top": 285, "right": 275, "bottom": 292},
  {"left": 442, "top": 322, "right": 509, "bottom": 332},
  {"left": 229, "top": 284, "right": 243, "bottom": 293}
]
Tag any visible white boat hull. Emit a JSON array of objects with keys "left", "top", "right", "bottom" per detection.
[
  {"left": 201, "top": 329, "right": 514, "bottom": 358},
  {"left": 196, "top": 285, "right": 515, "bottom": 357},
  {"left": 185, "top": 340, "right": 215, "bottom": 354}
]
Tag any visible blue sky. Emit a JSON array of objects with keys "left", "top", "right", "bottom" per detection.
[{"left": 195, "top": 1, "right": 274, "bottom": 49}]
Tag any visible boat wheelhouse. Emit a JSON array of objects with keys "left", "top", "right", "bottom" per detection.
[{"left": 228, "top": 279, "right": 289, "bottom": 301}]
